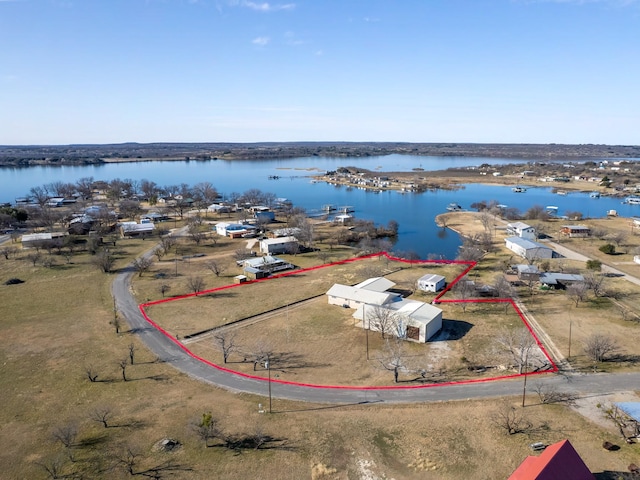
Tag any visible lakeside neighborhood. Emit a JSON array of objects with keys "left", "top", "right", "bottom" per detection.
[{"left": 3, "top": 171, "right": 640, "bottom": 480}]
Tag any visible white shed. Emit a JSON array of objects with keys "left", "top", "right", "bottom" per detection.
[{"left": 417, "top": 273, "right": 446, "bottom": 293}]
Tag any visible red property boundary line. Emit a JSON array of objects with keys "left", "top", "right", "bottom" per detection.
[{"left": 138, "top": 252, "right": 558, "bottom": 391}]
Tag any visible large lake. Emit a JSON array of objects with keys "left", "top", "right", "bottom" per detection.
[{"left": 2, "top": 154, "right": 639, "bottom": 258}]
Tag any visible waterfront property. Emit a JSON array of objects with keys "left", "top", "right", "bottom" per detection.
[
  {"left": 560, "top": 225, "right": 591, "bottom": 238},
  {"left": 505, "top": 237, "right": 554, "bottom": 261},
  {"left": 506, "top": 222, "right": 536, "bottom": 240}
]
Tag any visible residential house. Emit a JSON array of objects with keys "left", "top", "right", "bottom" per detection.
[
  {"left": 506, "top": 222, "right": 536, "bottom": 241},
  {"left": 560, "top": 225, "right": 591, "bottom": 238},
  {"left": 120, "top": 222, "right": 155, "bottom": 237},
  {"left": 515, "top": 264, "right": 540, "bottom": 282},
  {"left": 259, "top": 236, "right": 299, "bottom": 255},
  {"left": 254, "top": 211, "right": 275, "bottom": 222},
  {"left": 326, "top": 278, "right": 443, "bottom": 343},
  {"left": 508, "top": 439, "right": 594, "bottom": 480},
  {"left": 539, "top": 272, "right": 584, "bottom": 289},
  {"left": 240, "top": 255, "right": 294, "bottom": 279},
  {"left": 21, "top": 232, "right": 67, "bottom": 249},
  {"left": 505, "top": 237, "right": 554, "bottom": 261},
  {"left": 214, "top": 222, "right": 254, "bottom": 238},
  {"left": 417, "top": 273, "right": 446, "bottom": 293}
]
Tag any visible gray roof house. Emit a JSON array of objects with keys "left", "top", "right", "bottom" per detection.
[{"left": 505, "top": 236, "right": 554, "bottom": 261}]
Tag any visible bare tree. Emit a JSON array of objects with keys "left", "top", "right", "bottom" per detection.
[
  {"left": 186, "top": 276, "right": 205, "bottom": 295},
  {"left": 584, "top": 333, "right": 618, "bottom": 363},
  {"left": 491, "top": 402, "right": 532, "bottom": 435},
  {"left": 378, "top": 339, "right": 407, "bottom": 383},
  {"left": 606, "top": 231, "right": 627, "bottom": 248},
  {"left": 111, "top": 315, "right": 122, "bottom": 334},
  {"left": 37, "top": 456, "right": 69, "bottom": 479},
  {"left": 187, "top": 217, "right": 206, "bottom": 245},
  {"left": 249, "top": 342, "right": 274, "bottom": 371},
  {"left": 158, "top": 283, "right": 171, "bottom": 298},
  {"left": 566, "top": 282, "right": 589, "bottom": 307},
  {"left": 366, "top": 305, "right": 400, "bottom": 340},
  {"left": 118, "top": 358, "right": 128, "bottom": 381},
  {"left": 234, "top": 249, "right": 253, "bottom": 262},
  {"left": 0, "top": 246, "right": 17, "bottom": 260},
  {"left": 26, "top": 251, "right": 42, "bottom": 266},
  {"left": 84, "top": 365, "right": 99, "bottom": 382},
  {"left": 479, "top": 211, "right": 494, "bottom": 234},
  {"left": 205, "top": 259, "right": 227, "bottom": 277},
  {"left": 584, "top": 272, "right": 607, "bottom": 297},
  {"left": 90, "top": 406, "right": 113, "bottom": 428},
  {"left": 92, "top": 249, "right": 115, "bottom": 273},
  {"left": 128, "top": 343, "right": 136, "bottom": 365},
  {"left": 496, "top": 327, "right": 536, "bottom": 374},
  {"left": 534, "top": 383, "right": 576, "bottom": 405},
  {"left": 52, "top": 423, "right": 78, "bottom": 461},
  {"left": 132, "top": 256, "right": 153, "bottom": 277},
  {"left": 452, "top": 279, "right": 475, "bottom": 313},
  {"left": 213, "top": 331, "right": 238, "bottom": 364}
]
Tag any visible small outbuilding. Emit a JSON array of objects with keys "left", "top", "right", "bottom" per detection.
[
  {"left": 417, "top": 273, "right": 446, "bottom": 293},
  {"left": 515, "top": 264, "right": 540, "bottom": 282}
]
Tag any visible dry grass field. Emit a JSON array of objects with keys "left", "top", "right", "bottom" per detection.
[{"left": 1, "top": 213, "right": 640, "bottom": 479}]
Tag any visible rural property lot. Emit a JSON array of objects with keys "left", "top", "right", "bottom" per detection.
[{"left": 140, "top": 253, "right": 556, "bottom": 388}]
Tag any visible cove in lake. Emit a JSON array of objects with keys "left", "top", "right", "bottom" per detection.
[{"left": 2, "top": 154, "right": 639, "bottom": 259}]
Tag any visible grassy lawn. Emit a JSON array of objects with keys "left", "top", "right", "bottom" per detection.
[{"left": 1, "top": 216, "right": 639, "bottom": 479}]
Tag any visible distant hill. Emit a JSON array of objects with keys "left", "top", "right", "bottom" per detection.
[{"left": 0, "top": 141, "right": 639, "bottom": 167}]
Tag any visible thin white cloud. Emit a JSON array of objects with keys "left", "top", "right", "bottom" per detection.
[
  {"left": 229, "top": 1, "right": 295, "bottom": 12},
  {"left": 252, "top": 36, "right": 270, "bottom": 46},
  {"left": 514, "top": 0, "right": 638, "bottom": 5}
]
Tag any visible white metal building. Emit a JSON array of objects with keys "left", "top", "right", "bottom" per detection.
[
  {"left": 417, "top": 273, "right": 446, "bottom": 293},
  {"left": 505, "top": 236, "right": 553, "bottom": 261}
]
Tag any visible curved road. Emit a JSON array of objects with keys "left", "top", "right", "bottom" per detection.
[{"left": 112, "top": 262, "right": 640, "bottom": 405}]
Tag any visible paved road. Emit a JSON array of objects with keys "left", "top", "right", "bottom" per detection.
[
  {"left": 546, "top": 240, "right": 640, "bottom": 287},
  {"left": 112, "top": 262, "right": 640, "bottom": 405}
]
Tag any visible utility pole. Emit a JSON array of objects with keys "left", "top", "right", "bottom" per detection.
[
  {"left": 265, "top": 359, "right": 272, "bottom": 414},
  {"left": 364, "top": 304, "right": 369, "bottom": 360},
  {"left": 521, "top": 356, "right": 529, "bottom": 408},
  {"left": 568, "top": 319, "right": 572, "bottom": 360}
]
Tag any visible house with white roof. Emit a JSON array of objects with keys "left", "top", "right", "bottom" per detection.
[
  {"left": 326, "top": 277, "right": 443, "bottom": 343},
  {"left": 505, "top": 237, "right": 553, "bottom": 261},
  {"left": 506, "top": 222, "right": 536, "bottom": 241}
]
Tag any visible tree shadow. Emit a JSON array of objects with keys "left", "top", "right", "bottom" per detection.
[
  {"left": 595, "top": 472, "right": 638, "bottom": 480},
  {"left": 77, "top": 434, "right": 109, "bottom": 448},
  {"left": 607, "top": 354, "right": 640, "bottom": 364}
]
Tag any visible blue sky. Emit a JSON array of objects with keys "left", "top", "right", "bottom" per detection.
[{"left": 1, "top": 0, "right": 639, "bottom": 145}]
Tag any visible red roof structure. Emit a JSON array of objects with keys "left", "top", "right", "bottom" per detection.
[{"left": 509, "top": 439, "right": 595, "bottom": 480}]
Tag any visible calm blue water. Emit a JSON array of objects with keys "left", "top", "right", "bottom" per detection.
[{"left": 2, "top": 155, "right": 639, "bottom": 258}]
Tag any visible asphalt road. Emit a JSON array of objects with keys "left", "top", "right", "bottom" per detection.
[{"left": 112, "top": 263, "right": 640, "bottom": 405}]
